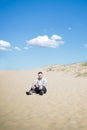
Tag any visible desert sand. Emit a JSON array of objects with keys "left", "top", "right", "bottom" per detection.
[{"left": 0, "top": 63, "right": 87, "bottom": 130}]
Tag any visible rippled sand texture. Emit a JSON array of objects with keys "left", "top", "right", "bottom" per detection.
[{"left": 0, "top": 68, "right": 87, "bottom": 130}]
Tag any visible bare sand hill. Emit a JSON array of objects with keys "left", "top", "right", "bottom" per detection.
[{"left": 0, "top": 63, "right": 87, "bottom": 130}]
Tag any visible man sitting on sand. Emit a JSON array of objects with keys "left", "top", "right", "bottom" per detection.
[{"left": 26, "top": 72, "right": 47, "bottom": 95}]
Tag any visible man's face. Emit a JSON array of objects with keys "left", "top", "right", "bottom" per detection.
[{"left": 38, "top": 73, "right": 43, "bottom": 79}]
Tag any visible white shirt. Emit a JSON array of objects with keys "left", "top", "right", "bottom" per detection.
[{"left": 34, "top": 77, "right": 47, "bottom": 87}]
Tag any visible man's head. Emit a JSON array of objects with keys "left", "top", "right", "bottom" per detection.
[{"left": 38, "top": 72, "right": 43, "bottom": 79}]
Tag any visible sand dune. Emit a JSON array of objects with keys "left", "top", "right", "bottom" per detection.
[
  {"left": 45, "top": 62, "right": 87, "bottom": 77},
  {"left": 0, "top": 63, "right": 87, "bottom": 130}
]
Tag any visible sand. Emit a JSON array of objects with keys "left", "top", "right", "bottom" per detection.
[{"left": 0, "top": 66, "right": 87, "bottom": 130}]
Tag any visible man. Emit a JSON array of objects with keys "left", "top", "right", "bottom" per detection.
[{"left": 26, "top": 72, "right": 47, "bottom": 95}]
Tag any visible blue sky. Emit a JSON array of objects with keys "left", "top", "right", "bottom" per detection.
[{"left": 0, "top": 0, "right": 87, "bottom": 70}]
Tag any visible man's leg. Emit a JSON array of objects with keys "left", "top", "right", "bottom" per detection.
[
  {"left": 43, "top": 86, "right": 47, "bottom": 94},
  {"left": 39, "top": 86, "right": 47, "bottom": 95},
  {"left": 26, "top": 85, "right": 36, "bottom": 95},
  {"left": 26, "top": 85, "right": 47, "bottom": 95},
  {"left": 34, "top": 87, "right": 40, "bottom": 94}
]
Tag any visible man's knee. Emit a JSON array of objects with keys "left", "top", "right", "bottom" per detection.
[
  {"left": 35, "top": 87, "right": 40, "bottom": 93},
  {"left": 39, "top": 90, "right": 44, "bottom": 95},
  {"left": 42, "top": 86, "right": 47, "bottom": 94}
]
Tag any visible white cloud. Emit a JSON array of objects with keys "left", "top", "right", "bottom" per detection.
[
  {"left": 51, "top": 35, "right": 62, "bottom": 40},
  {"left": 0, "top": 40, "right": 11, "bottom": 47},
  {"left": 14, "top": 46, "right": 21, "bottom": 51},
  {"left": 0, "top": 40, "right": 23, "bottom": 51},
  {"left": 0, "top": 40, "right": 24, "bottom": 51},
  {"left": 0, "top": 40, "right": 11, "bottom": 51},
  {"left": 84, "top": 44, "right": 87, "bottom": 48},
  {"left": 0, "top": 47, "right": 7, "bottom": 51},
  {"left": 27, "top": 34, "right": 64, "bottom": 48},
  {"left": 23, "top": 46, "right": 29, "bottom": 50}
]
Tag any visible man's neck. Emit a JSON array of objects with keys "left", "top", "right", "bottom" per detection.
[{"left": 38, "top": 77, "right": 43, "bottom": 80}]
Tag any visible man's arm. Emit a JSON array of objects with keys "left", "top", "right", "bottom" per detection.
[
  {"left": 39, "top": 78, "right": 47, "bottom": 90},
  {"left": 31, "top": 79, "right": 38, "bottom": 89},
  {"left": 43, "top": 78, "right": 47, "bottom": 87}
]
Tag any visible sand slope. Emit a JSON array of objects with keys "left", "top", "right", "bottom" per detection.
[{"left": 0, "top": 65, "right": 87, "bottom": 130}]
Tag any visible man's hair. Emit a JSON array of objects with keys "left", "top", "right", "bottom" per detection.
[{"left": 38, "top": 72, "right": 43, "bottom": 74}]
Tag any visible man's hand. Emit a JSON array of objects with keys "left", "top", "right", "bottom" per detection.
[
  {"left": 36, "top": 82, "right": 40, "bottom": 87},
  {"left": 31, "top": 86, "right": 35, "bottom": 90},
  {"left": 39, "top": 85, "right": 43, "bottom": 90}
]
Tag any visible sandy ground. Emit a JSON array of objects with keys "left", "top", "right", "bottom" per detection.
[{"left": 0, "top": 68, "right": 87, "bottom": 130}]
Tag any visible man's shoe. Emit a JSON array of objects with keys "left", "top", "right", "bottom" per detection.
[
  {"left": 26, "top": 91, "right": 29, "bottom": 95},
  {"left": 39, "top": 90, "right": 44, "bottom": 95},
  {"left": 29, "top": 90, "right": 35, "bottom": 95}
]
